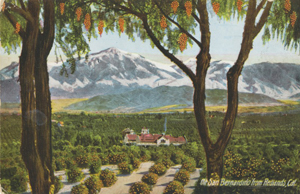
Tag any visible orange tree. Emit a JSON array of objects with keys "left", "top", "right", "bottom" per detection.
[{"left": 55, "top": 1, "right": 299, "bottom": 190}]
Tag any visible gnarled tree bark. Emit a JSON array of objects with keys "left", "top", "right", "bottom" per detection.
[{"left": 4, "top": 0, "right": 55, "bottom": 193}]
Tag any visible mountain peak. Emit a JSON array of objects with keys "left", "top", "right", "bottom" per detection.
[
  {"left": 90, "top": 47, "right": 145, "bottom": 61},
  {"left": 105, "top": 47, "right": 123, "bottom": 53},
  {"left": 91, "top": 47, "right": 126, "bottom": 56},
  {"left": 90, "top": 47, "right": 122, "bottom": 56}
]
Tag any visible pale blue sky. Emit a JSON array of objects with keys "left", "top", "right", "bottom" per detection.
[
  {"left": 1, "top": 11, "right": 299, "bottom": 68},
  {"left": 85, "top": 13, "right": 299, "bottom": 65}
]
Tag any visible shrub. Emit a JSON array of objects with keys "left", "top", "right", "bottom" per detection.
[
  {"left": 75, "top": 154, "right": 90, "bottom": 168},
  {"left": 141, "top": 173, "right": 158, "bottom": 186},
  {"left": 99, "top": 169, "right": 117, "bottom": 187},
  {"left": 108, "top": 152, "right": 128, "bottom": 164},
  {"left": 129, "top": 146, "right": 141, "bottom": 158},
  {"left": 100, "top": 154, "right": 109, "bottom": 165},
  {"left": 140, "top": 150, "right": 151, "bottom": 162},
  {"left": 181, "top": 157, "right": 196, "bottom": 172},
  {"left": 67, "top": 167, "right": 84, "bottom": 183},
  {"left": 1, "top": 166, "right": 17, "bottom": 179},
  {"left": 71, "top": 183, "right": 89, "bottom": 194},
  {"left": 161, "top": 158, "right": 174, "bottom": 168},
  {"left": 94, "top": 146, "right": 103, "bottom": 153},
  {"left": 132, "top": 158, "right": 141, "bottom": 169},
  {"left": 174, "top": 169, "right": 190, "bottom": 186},
  {"left": 54, "top": 176, "right": 63, "bottom": 194},
  {"left": 118, "top": 161, "right": 133, "bottom": 174},
  {"left": 55, "top": 157, "right": 67, "bottom": 170},
  {"left": 163, "top": 181, "right": 184, "bottom": 194},
  {"left": 151, "top": 151, "right": 164, "bottom": 161},
  {"left": 92, "top": 135, "right": 102, "bottom": 146},
  {"left": 140, "top": 155, "right": 149, "bottom": 162},
  {"left": 194, "top": 154, "right": 205, "bottom": 168},
  {"left": 53, "top": 140, "right": 72, "bottom": 150},
  {"left": 89, "top": 154, "right": 101, "bottom": 174},
  {"left": 84, "top": 175, "right": 103, "bottom": 194},
  {"left": 171, "top": 151, "right": 185, "bottom": 164},
  {"left": 66, "top": 159, "right": 77, "bottom": 170},
  {"left": 149, "top": 163, "right": 167, "bottom": 176},
  {"left": 10, "top": 169, "right": 28, "bottom": 193},
  {"left": 0, "top": 179, "right": 11, "bottom": 193},
  {"left": 129, "top": 182, "right": 150, "bottom": 194}
]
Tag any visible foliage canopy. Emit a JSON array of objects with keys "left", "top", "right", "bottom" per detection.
[{"left": 1, "top": 0, "right": 299, "bottom": 60}]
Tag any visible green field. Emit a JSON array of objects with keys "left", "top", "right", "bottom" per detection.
[{"left": 1, "top": 109, "right": 300, "bottom": 193}]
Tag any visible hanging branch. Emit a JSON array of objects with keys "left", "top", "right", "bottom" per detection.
[
  {"left": 192, "top": 12, "right": 202, "bottom": 26},
  {"left": 142, "top": 18, "right": 196, "bottom": 83},
  {"left": 4, "top": 9, "right": 26, "bottom": 39},
  {"left": 153, "top": 0, "right": 203, "bottom": 49},
  {"left": 253, "top": 1, "right": 273, "bottom": 37},
  {"left": 18, "top": 0, "right": 26, "bottom": 10},
  {"left": 254, "top": 0, "right": 267, "bottom": 17},
  {"left": 195, "top": 0, "right": 210, "bottom": 53},
  {"left": 41, "top": 0, "right": 55, "bottom": 55},
  {"left": 5, "top": 2, "right": 33, "bottom": 24}
]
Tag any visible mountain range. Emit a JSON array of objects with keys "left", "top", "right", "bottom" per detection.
[
  {"left": 66, "top": 86, "right": 281, "bottom": 112},
  {"left": 1, "top": 47, "right": 300, "bottom": 111}
]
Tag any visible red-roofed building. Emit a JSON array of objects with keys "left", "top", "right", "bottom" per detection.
[
  {"left": 123, "top": 128, "right": 187, "bottom": 146},
  {"left": 124, "top": 134, "right": 138, "bottom": 144}
]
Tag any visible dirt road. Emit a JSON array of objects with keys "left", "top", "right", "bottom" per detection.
[
  {"left": 151, "top": 165, "right": 200, "bottom": 194},
  {"left": 100, "top": 162, "right": 154, "bottom": 194}
]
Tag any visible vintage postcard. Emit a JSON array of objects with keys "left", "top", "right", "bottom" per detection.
[{"left": 0, "top": 0, "right": 299, "bottom": 193}]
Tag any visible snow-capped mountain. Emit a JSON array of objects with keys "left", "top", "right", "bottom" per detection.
[
  {"left": 172, "top": 59, "right": 300, "bottom": 99},
  {"left": 1, "top": 47, "right": 300, "bottom": 103},
  {"left": 242, "top": 62, "right": 300, "bottom": 99},
  {"left": 0, "top": 62, "right": 19, "bottom": 80},
  {"left": 48, "top": 47, "right": 184, "bottom": 98}
]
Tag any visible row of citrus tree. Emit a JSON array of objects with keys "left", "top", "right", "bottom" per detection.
[
  {"left": 61, "top": 145, "right": 198, "bottom": 193},
  {"left": 129, "top": 155, "right": 197, "bottom": 194}
]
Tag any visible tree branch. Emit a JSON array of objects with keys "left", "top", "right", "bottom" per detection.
[
  {"left": 192, "top": 12, "right": 202, "bottom": 26},
  {"left": 4, "top": 9, "right": 26, "bottom": 39},
  {"left": 85, "top": 0, "right": 145, "bottom": 18},
  {"left": 18, "top": 0, "right": 26, "bottom": 10},
  {"left": 6, "top": 2, "right": 33, "bottom": 24},
  {"left": 117, "top": 4, "right": 145, "bottom": 18},
  {"left": 41, "top": 0, "right": 55, "bottom": 55},
  {"left": 253, "top": 1, "right": 273, "bottom": 37},
  {"left": 254, "top": 0, "right": 267, "bottom": 17},
  {"left": 142, "top": 18, "right": 196, "bottom": 83},
  {"left": 195, "top": 0, "right": 211, "bottom": 55},
  {"left": 215, "top": 0, "right": 270, "bottom": 148},
  {"left": 153, "top": 0, "right": 202, "bottom": 49}
]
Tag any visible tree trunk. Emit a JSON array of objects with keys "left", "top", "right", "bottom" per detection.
[
  {"left": 20, "top": 23, "right": 51, "bottom": 194},
  {"left": 18, "top": 1, "right": 54, "bottom": 193},
  {"left": 193, "top": 58, "right": 240, "bottom": 194},
  {"left": 34, "top": 43, "right": 54, "bottom": 193},
  {"left": 20, "top": 44, "right": 53, "bottom": 193},
  {"left": 206, "top": 147, "right": 224, "bottom": 194},
  {"left": 194, "top": 2, "right": 273, "bottom": 193},
  {"left": 129, "top": 1, "right": 273, "bottom": 194}
]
